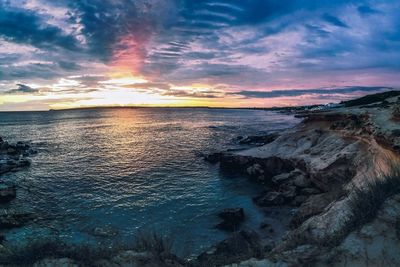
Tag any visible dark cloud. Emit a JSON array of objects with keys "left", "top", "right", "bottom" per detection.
[
  {"left": 4, "top": 84, "right": 39, "bottom": 94},
  {"left": 58, "top": 61, "right": 81, "bottom": 71},
  {"left": 232, "top": 86, "right": 394, "bottom": 98},
  {"left": 357, "top": 5, "right": 381, "bottom": 16},
  {"left": 162, "top": 90, "right": 222, "bottom": 99},
  {"left": 1, "top": 0, "right": 400, "bottom": 104},
  {"left": 322, "top": 13, "right": 349, "bottom": 28},
  {"left": 0, "top": 3, "right": 79, "bottom": 51},
  {"left": 123, "top": 82, "right": 171, "bottom": 90}
]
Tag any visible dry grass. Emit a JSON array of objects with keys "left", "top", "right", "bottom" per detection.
[{"left": 0, "top": 231, "right": 176, "bottom": 266}]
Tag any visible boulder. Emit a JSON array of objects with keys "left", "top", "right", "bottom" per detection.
[
  {"left": 215, "top": 208, "right": 245, "bottom": 232},
  {"left": 260, "top": 222, "right": 274, "bottom": 234},
  {"left": 246, "top": 164, "right": 264, "bottom": 177},
  {"left": 253, "top": 192, "right": 286, "bottom": 207},
  {"left": 280, "top": 184, "right": 297, "bottom": 199},
  {"left": 0, "top": 209, "right": 35, "bottom": 229},
  {"left": 204, "top": 152, "right": 224, "bottom": 164},
  {"left": 196, "top": 230, "right": 262, "bottom": 266},
  {"left": 293, "top": 174, "right": 310, "bottom": 188},
  {"left": 0, "top": 184, "right": 16, "bottom": 204},
  {"left": 300, "top": 187, "right": 321, "bottom": 195},
  {"left": 271, "top": 173, "right": 292, "bottom": 185},
  {"left": 92, "top": 226, "right": 119, "bottom": 237},
  {"left": 291, "top": 195, "right": 309, "bottom": 207}
]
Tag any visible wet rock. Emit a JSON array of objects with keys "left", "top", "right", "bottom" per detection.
[
  {"left": 204, "top": 152, "right": 224, "bottom": 164},
  {"left": 246, "top": 164, "right": 264, "bottom": 176},
  {"left": 301, "top": 187, "right": 321, "bottom": 195},
  {"left": 293, "top": 174, "right": 310, "bottom": 188},
  {"left": 291, "top": 195, "right": 309, "bottom": 207},
  {"left": 280, "top": 184, "right": 297, "bottom": 200},
  {"left": 238, "top": 133, "right": 279, "bottom": 145},
  {"left": 92, "top": 226, "right": 119, "bottom": 237},
  {"left": 271, "top": 173, "right": 291, "bottom": 185},
  {"left": 253, "top": 192, "right": 286, "bottom": 207},
  {"left": 260, "top": 222, "right": 274, "bottom": 234},
  {"left": 0, "top": 184, "right": 16, "bottom": 204},
  {"left": 215, "top": 208, "right": 245, "bottom": 232},
  {"left": 33, "top": 258, "right": 78, "bottom": 267},
  {"left": 0, "top": 209, "right": 35, "bottom": 229},
  {"left": 196, "top": 230, "right": 262, "bottom": 266}
]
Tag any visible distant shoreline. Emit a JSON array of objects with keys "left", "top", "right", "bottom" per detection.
[{"left": 0, "top": 104, "right": 323, "bottom": 113}]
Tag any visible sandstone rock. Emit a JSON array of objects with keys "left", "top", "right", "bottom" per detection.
[
  {"left": 278, "top": 244, "right": 321, "bottom": 266},
  {"left": 246, "top": 164, "right": 264, "bottom": 176},
  {"left": 293, "top": 174, "right": 310, "bottom": 188},
  {"left": 300, "top": 187, "right": 321, "bottom": 195},
  {"left": 196, "top": 230, "right": 262, "bottom": 266},
  {"left": 239, "top": 133, "right": 279, "bottom": 145},
  {"left": 216, "top": 208, "right": 245, "bottom": 232},
  {"left": 290, "top": 190, "right": 343, "bottom": 227},
  {"left": 291, "top": 195, "right": 309, "bottom": 207},
  {"left": 271, "top": 173, "right": 291, "bottom": 185},
  {"left": 279, "top": 184, "right": 297, "bottom": 200},
  {"left": 0, "top": 184, "right": 16, "bottom": 204}
]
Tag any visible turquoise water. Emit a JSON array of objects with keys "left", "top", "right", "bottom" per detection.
[{"left": 0, "top": 108, "right": 299, "bottom": 256}]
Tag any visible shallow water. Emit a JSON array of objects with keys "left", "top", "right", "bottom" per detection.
[{"left": 0, "top": 108, "right": 300, "bottom": 256}]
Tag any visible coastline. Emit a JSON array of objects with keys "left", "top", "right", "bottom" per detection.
[
  {"left": 201, "top": 91, "right": 400, "bottom": 266},
  {"left": 1, "top": 91, "right": 400, "bottom": 266}
]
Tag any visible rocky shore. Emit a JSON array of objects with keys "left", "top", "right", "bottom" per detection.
[
  {"left": 1, "top": 90, "right": 400, "bottom": 266},
  {"left": 0, "top": 138, "right": 37, "bottom": 249},
  {"left": 201, "top": 91, "right": 400, "bottom": 266}
]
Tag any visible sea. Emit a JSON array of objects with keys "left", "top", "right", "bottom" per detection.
[{"left": 0, "top": 108, "right": 300, "bottom": 256}]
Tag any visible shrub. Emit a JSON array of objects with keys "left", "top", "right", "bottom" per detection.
[
  {"left": 319, "top": 167, "right": 400, "bottom": 248},
  {"left": 347, "top": 168, "right": 400, "bottom": 227},
  {"left": 0, "top": 231, "right": 176, "bottom": 266}
]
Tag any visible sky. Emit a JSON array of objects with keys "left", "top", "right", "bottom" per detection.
[{"left": 0, "top": 0, "right": 400, "bottom": 111}]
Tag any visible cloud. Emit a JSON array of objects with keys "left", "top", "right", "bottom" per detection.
[
  {"left": 3, "top": 84, "right": 39, "bottom": 94},
  {"left": 322, "top": 13, "right": 349, "bottom": 28},
  {"left": 232, "top": 86, "right": 394, "bottom": 98},
  {"left": 0, "top": 3, "right": 79, "bottom": 51},
  {"left": 162, "top": 89, "right": 222, "bottom": 99},
  {"left": 1, "top": 0, "right": 400, "bottom": 110},
  {"left": 357, "top": 5, "right": 381, "bottom": 16}
]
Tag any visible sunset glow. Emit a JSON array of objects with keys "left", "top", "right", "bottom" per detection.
[{"left": 1, "top": 0, "right": 400, "bottom": 111}]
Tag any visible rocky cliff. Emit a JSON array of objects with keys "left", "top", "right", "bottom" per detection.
[{"left": 208, "top": 92, "right": 400, "bottom": 266}]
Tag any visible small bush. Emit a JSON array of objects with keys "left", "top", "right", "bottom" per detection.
[
  {"left": 0, "top": 238, "right": 128, "bottom": 266},
  {"left": 319, "top": 167, "right": 400, "bottom": 248},
  {"left": 0, "top": 231, "right": 176, "bottom": 266},
  {"left": 348, "top": 168, "right": 400, "bottom": 227}
]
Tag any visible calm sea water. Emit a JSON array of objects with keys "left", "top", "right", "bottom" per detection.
[{"left": 0, "top": 108, "right": 300, "bottom": 256}]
